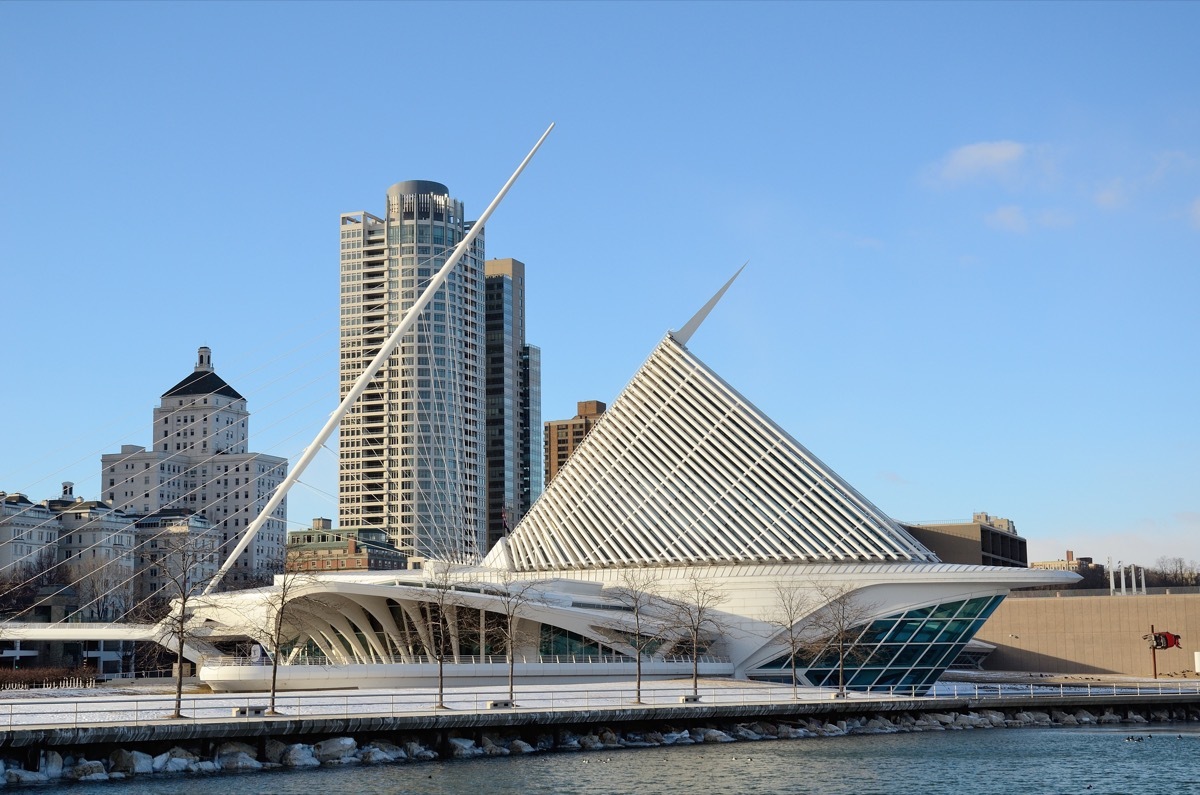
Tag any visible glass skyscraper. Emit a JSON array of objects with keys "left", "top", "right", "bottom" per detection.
[
  {"left": 484, "top": 258, "right": 541, "bottom": 550},
  {"left": 338, "top": 181, "right": 487, "bottom": 562}
]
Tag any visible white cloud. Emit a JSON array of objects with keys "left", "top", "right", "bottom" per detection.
[
  {"left": 981, "top": 205, "right": 1071, "bottom": 233},
  {"left": 985, "top": 205, "right": 1029, "bottom": 233},
  {"left": 1094, "top": 179, "right": 1127, "bottom": 209},
  {"left": 1149, "top": 151, "right": 1198, "bottom": 184},
  {"left": 934, "top": 141, "right": 1027, "bottom": 185},
  {"left": 1037, "top": 209, "right": 1074, "bottom": 229},
  {"left": 1190, "top": 198, "right": 1200, "bottom": 229}
]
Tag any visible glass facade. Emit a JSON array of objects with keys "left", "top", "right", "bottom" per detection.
[
  {"left": 485, "top": 270, "right": 517, "bottom": 549},
  {"left": 483, "top": 260, "right": 541, "bottom": 552},
  {"left": 520, "top": 345, "right": 542, "bottom": 516},
  {"left": 754, "top": 595, "right": 1005, "bottom": 691},
  {"left": 539, "top": 625, "right": 622, "bottom": 658}
]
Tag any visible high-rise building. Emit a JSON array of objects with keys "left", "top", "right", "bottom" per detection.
[
  {"left": 483, "top": 258, "right": 541, "bottom": 550},
  {"left": 544, "top": 400, "right": 607, "bottom": 485},
  {"left": 101, "top": 347, "right": 288, "bottom": 587},
  {"left": 519, "top": 346, "right": 542, "bottom": 527},
  {"left": 339, "top": 181, "right": 487, "bottom": 561}
]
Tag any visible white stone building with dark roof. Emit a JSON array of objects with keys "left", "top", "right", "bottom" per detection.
[{"left": 100, "top": 347, "right": 287, "bottom": 587}]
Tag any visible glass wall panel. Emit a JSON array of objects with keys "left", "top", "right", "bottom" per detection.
[
  {"left": 874, "top": 670, "right": 908, "bottom": 687},
  {"left": 892, "top": 644, "right": 925, "bottom": 668},
  {"left": 865, "top": 644, "right": 903, "bottom": 666},
  {"left": 931, "top": 601, "right": 963, "bottom": 619},
  {"left": 850, "top": 668, "right": 884, "bottom": 687},
  {"left": 958, "top": 596, "right": 992, "bottom": 619},
  {"left": 917, "top": 643, "right": 954, "bottom": 668},
  {"left": 910, "top": 619, "right": 946, "bottom": 644},
  {"left": 942, "top": 618, "right": 973, "bottom": 640},
  {"left": 749, "top": 594, "right": 1010, "bottom": 693},
  {"left": 887, "top": 620, "right": 923, "bottom": 643},
  {"left": 858, "top": 621, "right": 894, "bottom": 645}
]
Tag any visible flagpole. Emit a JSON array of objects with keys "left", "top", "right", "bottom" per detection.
[{"left": 1151, "top": 624, "right": 1158, "bottom": 679}]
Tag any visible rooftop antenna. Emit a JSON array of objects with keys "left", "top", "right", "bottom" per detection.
[{"left": 204, "top": 123, "right": 555, "bottom": 595}]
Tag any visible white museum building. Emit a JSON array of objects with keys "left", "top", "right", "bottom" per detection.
[{"left": 187, "top": 277, "right": 1077, "bottom": 693}]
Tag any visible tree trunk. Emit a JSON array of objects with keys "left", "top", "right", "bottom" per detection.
[
  {"left": 507, "top": 615, "right": 516, "bottom": 702},
  {"left": 268, "top": 609, "right": 284, "bottom": 713},
  {"left": 437, "top": 652, "right": 445, "bottom": 708},
  {"left": 838, "top": 639, "right": 847, "bottom": 696},
  {"left": 635, "top": 647, "right": 643, "bottom": 704},
  {"left": 437, "top": 615, "right": 446, "bottom": 708},
  {"left": 172, "top": 630, "right": 185, "bottom": 719},
  {"left": 269, "top": 644, "right": 280, "bottom": 713}
]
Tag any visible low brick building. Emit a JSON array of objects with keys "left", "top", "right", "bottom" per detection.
[{"left": 285, "top": 518, "right": 405, "bottom": 573}]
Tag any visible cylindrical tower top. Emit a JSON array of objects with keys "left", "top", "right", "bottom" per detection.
[
  {"left": 195, "top": 346, "right": 213, "bottom": 372},
  {"left": 387, "top": 180, "right": 450, "bottom": 198}
]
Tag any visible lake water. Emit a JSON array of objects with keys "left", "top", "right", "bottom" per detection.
[{"left": 28, "top": 723, "right": 1200, "bottom": 795}]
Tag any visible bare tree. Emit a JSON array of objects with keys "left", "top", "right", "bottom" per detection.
[
  {"left": 763, "top": 581, "right": 817, "bottom": 700},
  {"left": 0, "top": 550, "right": 63, "bottom": 618},
  {"left": 480, "top": 569, "right": 546, "bottom": 703},
  {"left": 422, "top": 563, "right": 469, "bottom": 709},
  {"left": 69, "top": 557, "right": 134, "bottom": 622},
  {"left": 231, "top": 569, "right": 317, "bottom": 715},
  {"left": 664, "top": 572, "right": 728, "bottom": 698},
  {"left": 1150, "top": 556, "right": 1199, "bottom": 588},
  {"left": 802, "top": 582, "right": 877, "bottom": 698},
  {"left": 607, "top": 568, "right": 666, "bottom": 704},
  {"left": 145, "top": 531, "right": 219, "bottom": 719}
]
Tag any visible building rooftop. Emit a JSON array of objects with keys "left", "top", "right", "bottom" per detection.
[{"left": 161, "top": 347, "right": 243, "bottom": 400}]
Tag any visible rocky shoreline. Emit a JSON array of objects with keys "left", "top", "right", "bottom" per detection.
[{"left": 3, "top": 702, "right": 1199, "bottom": 786}]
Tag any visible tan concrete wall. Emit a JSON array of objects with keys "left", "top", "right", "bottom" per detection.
[
  {"left": 976, "top": 593, "right": 1200, "bottom": 677},
  {"left": 905, "top": 524, "right": 984, "bottom": 565}
]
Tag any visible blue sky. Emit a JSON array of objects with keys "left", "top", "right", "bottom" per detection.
[{"left": 2, "top": 1, "right": 1196, "bottom": 567}]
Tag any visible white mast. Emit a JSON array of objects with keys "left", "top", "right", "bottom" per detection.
[{"left": 204, "top": 123, "right": 555, "bottom": 595}]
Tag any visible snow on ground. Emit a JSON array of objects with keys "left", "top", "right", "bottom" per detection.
[
  {"left": 0, "top": 673, "right": 1196, "bottom": 731},
  {"left": 0, "top": 678, "right": 875, "bottom": 729}
]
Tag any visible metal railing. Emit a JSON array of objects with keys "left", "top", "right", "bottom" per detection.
[
  {"left": 1007, "top": 586, "right": 1200, "bottom": 598},
  {"left": 0, "top": 679, "right": 1196, "bottom": 732},
  {"left": 926, "top": 680, "right": 1200, "bottom": 701},
  {"left": 202, "top": 653, "right": 731, "bottom": 667}
]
